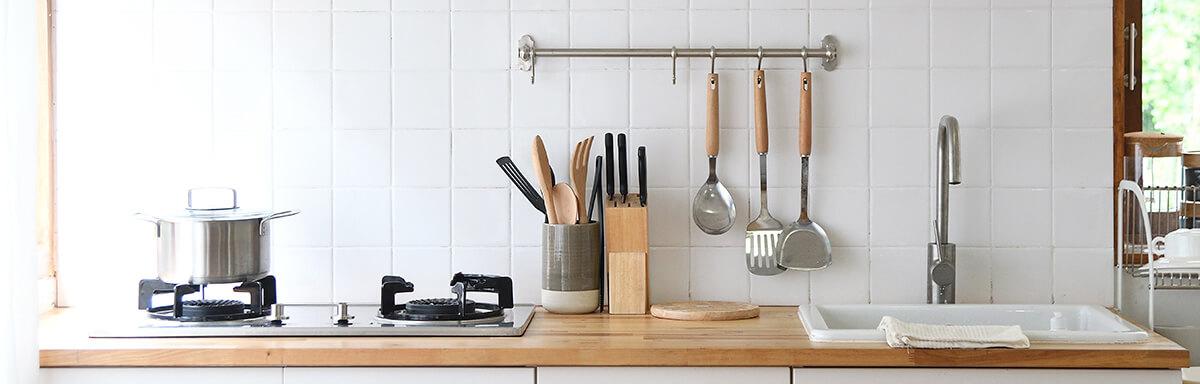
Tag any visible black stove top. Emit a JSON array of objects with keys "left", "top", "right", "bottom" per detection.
[{"left": 138, "top": 276, "right": 276, "bottom": 322}]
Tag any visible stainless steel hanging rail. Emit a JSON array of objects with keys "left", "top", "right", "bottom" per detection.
[{"left": 516, "top": 34, "right": 839, "bottom": 84}]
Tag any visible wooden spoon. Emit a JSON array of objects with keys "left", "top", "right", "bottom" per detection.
[
  {"left": 531, "top": 136, "right": 559, "bottom": 224},
  {"left": 552, "top": 182, "right": 579, "bottom": 225}
]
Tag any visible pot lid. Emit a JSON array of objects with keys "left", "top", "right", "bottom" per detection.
[{"left": 147, "top": 188, "right": 276, "bottom": 221}]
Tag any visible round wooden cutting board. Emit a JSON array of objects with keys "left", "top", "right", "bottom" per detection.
[{"left": 649, "top": 301, "right": 760, "bottom": 321}]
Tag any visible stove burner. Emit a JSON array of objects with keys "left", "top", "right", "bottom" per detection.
[
  {"left": 139, "top": 276, "right": 276, "bottom": 322},
  {"left": 406, "top": 298, "right": 476, "bottom": 315},
  {"left": 379, "top": 273, "right": 513, "bottom": 322}
]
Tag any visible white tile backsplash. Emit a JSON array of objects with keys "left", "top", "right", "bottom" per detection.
[{"left": 54, "top": 1, "right": 1114, "bottom": 307}]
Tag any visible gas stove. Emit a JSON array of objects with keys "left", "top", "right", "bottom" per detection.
[{"left": 92, "top": 273, "right": 534, "bottom": 338}]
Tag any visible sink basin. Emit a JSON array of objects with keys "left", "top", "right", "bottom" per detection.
[{"left": 799, "top": 304, "right": 1149, "bottom": 343}]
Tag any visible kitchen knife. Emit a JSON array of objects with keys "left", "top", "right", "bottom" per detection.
[
  {"left": 605, "top": 133, "right": 614, "bottom": 201},
  {"left": 618, "top": 133, "right": 628, "bottom": 203},
  {"left": 638, "top": 146, "right": 646, "bottom": 207}
]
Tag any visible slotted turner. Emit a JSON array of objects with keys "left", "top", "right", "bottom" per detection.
[{"left": 746, "top": 69, "right": 785, "bottom": 276}]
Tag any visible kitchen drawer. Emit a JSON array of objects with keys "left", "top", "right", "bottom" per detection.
[
  {"left": 40, "top": 368, "right": 283, "bottom": 384},
  {"left": 283, "top": 367, "right": 534, "bottom": 384},
  {"left": 538, "top": 367, "right": 790, "bottom": 384},
  {"left": 792, "top": 368, "right": 1181, "bottom": 383}
]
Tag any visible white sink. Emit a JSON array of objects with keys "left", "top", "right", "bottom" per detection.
[{"left": 799, "top": 304, "right": 1149, "bottom": 344}]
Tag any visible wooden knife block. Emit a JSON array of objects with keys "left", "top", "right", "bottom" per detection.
[{"left": 604, "top": 194, "right": 649, "bottom": 315}]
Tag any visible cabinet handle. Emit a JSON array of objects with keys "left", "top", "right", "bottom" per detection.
[{"left": 1126, "top": 22, "right": 1138, "bottom": 91}]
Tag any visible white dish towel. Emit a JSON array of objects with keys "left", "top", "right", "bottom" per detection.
[{"left": 876, "top": 316, "right": 1031, "bottom": 349}]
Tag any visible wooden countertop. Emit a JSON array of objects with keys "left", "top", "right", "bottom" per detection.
[{"left": 39, "top": 307, "right": 1188, "bottom": 369}]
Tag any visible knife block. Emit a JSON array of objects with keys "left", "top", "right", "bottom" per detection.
[{"left": 603, "top": 194, "right": 649, "bottom": 315}]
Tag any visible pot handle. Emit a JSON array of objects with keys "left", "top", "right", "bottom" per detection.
[
  {"left": 133, "top": 213, "right": 162, "bottom": 237},
  {"left": 259, "top": 210, "right": 300, "bottom": 235}
]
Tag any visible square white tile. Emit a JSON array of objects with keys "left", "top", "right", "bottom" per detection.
[
  {"left": 947, "top": 187, "right": 991, "bottom": 247},
  {"left": 452, "top": 189, "right": 510, "bottom": 247},
  {"left": 570, "top": 71, "right": 630, "bottom": 129},
  {"left": 992, "top": 129, "right": 1051, "bottom": 187},
  {"left": 991, "top": 69, "right": 1051, "bottom": 127},
  {"left": 870, "top": 188, "right": 929, "bottom": 246},
  {"left": 991, "top": 189, "right": 1052, "bottom": 247},
  {"left": 214, "top": 12, "right": 271, "bottom": 71},
  {"left": 1052, "top": 68, "right": 1112, "bottom": 128},
  {"left": 636, "top": 130, "right": 691, "bottom": 188},
  {"left": 334, "top": 0, "right": 388, "bottom": 10},
  {"left": 451, "top": 247, "right": 512, "bottom": 276},
  {"left": 451, "top": 71, "right": 509, "bottom": 129},
  {"left": 955, "top": 247, "right": 992, "bottom": 304},
  {"left": 991, "top": 247, "right": 1052, "bottom": 304},
  {"left": 1052, "top": 189, "right": 1112, "bottom": 248},
  {"left": 809, "top": 188, "right": 870, "bottom": 247},
  {"left": 809, "top": 10, "right": 868, "bottom": 68},
  {"left": 869, "top": 247, "right": 927, "bottom": 304},
  {"left": 749, "top": 10, "right": 808, "bottom": 69},
  {"left": 870, "top": 129, "right": 930, "bottom": 187},
  {"left": 510, "top": 191, "right": 544, "bottom": 247},
  {"left": 810, "top": 247, "right": 870, "bottom": 303},
  {"left": 274, "top": 12, "right": 332, "bottom": 70},
  {"left": 630, "top": 10, "right": 687, "bottom": 69},
  {"left": 648, "top": 188, "right": 691, "bottom": 247},
  {"left": 275, "top": 0, "right": 330, "bottom": 11},
  {"left": 511, "top": 246, "right": 542, "bottom": 304},
  {"left": 689, "top": 10, "right": 750, "bottom": 69},
  {"left": 811, "top": 69, "right": 869, "bottom": 128},
  {"left": 393, "top": 12, "right": 450, "bottom": 70},
  {"left": 649, "top": 247, "right": 691, "bottom": 303},
  {"left": 333, "top": 247, "right": 392, "bottom": 303},
  {"left": 750, "top": 270, "right": 810, "bottom": 305},
  {"left": 333, "top": 130, "right": 390, "bottom": 187},
  {"left": 869, "top": 9, "right": 929, "bottom": 68},
  {"left": 153, "top": 12, "right": 212, "bottom": 70},
  {"left": 930, "top": 69, "right": 990, "bottom": 128},
  {"left": 273, "top": 71, "right": 332, "bottom": 130},
  {"left": 392, "top": 247, "right": 452, "bottom": 299},
  {"left": 452, "top": 129, "right": 510, "bottom": 188},
  {"left": 570, "top": 11, "right": 630, "bottom": 69},
  {"left": 273, "top": 247, "right": 333, "bottom": 303},
  {"left": 1052, "top": 129, "right": 1112, "bottom": 188},
  {"left": 510, "top": 11, "right": 570, "bottom": 71},
  {"left": 690, "top": 247, "right": 750, "bottom": 301},
  {"left": 333, "top": 71, "right": 391, "bottom": 130},
  {"left": 213, "top": 71, "right": 271, "bottom": 132},
  {"left": 870, "top": 69, "right": 929, "bottom": 128},
  {"left": 215, "top": 0, "right": 268, "bottom": 10},
  {"left": 450, "top": 12, "right": 510, "bottom": 70},
  {"left": 1051, "top": 8, "right": 1111, "bottom": 67},
  {"left": 991, "top": 9, "right": 1050, "bottom": 67},
  {"left": 273, "top": 130, "right": 332, "bottom": 187},
  {"left": 452, "top": 0, "right": 508, "bottom": 11},
  {"left": 511, "top": 70, "right": 569, "bottom": 129},
  {"left": 631, "top": 70, "right": 689, "bottom": 128},
  {"left": 271, "top": 188, "right": 332, "bottom": 247},
  {"left": 392, "top": 188, "right": 451, "bottom": 246},
  {"left": 151, "top": 71, "right": 212, "bottom": 133},
  {"left": 1052, "top": 248, "right": 1112, "bottom": 305},
  {"left": 332, "top": 188, "right": 391, "bottom": 246},
  {"left": 392, "top": 130, "right": 451, "bottom": 187},
  {"left": 333, "top": 12, "right": 391, "bottom": 71},
  {"left": 931, "top": 8, "right": 989, "bottom": 68},
  {"left": 392, "top": 71, "right": 450, "bottom": 129}
]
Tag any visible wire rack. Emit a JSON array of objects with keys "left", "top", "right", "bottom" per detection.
[{"left": 1116, "top": 181, "right": 1200, "bottom": 328}]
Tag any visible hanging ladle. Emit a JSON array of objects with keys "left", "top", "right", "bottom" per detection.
[{"left": 692, "top": 47, "right": 737, "bottom": 235}]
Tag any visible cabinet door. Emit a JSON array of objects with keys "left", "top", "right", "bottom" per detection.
[
  {"left": 793, "top": 368, "right": 1180, "bottom": 383},
  {"left": 283, "top": 367, "right": 534, "bottom": 384},
  {"left": 538, "top": 367, "right": 790, "bottom": 384},
  {"left": 40, "top": 368, "right": 283, "bottom": 384}
]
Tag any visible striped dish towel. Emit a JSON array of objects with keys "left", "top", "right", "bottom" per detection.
[{"left": 877, "top": 316, "right": 1030, "bottom": 349}]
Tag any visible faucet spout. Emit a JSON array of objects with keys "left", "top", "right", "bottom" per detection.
[{"left": 929, "top": 115, "right": 961, "bottom": 304}]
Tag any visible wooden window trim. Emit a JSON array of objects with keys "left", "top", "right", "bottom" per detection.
[{"left": 36, "top": 0, "right": 57, "bottom": 310}]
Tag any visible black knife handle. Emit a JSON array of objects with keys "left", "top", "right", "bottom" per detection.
[
  {"left": 617, "top": 133, "right": 628, "bottom": 201},
  {"left": 638, "top": 146, "right": 646, "bottom": 207},
  {"left": 605, "top": 133, "right": 614, "bottom": 200}
]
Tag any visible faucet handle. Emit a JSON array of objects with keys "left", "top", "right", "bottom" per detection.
[{"left": 931, "top": 261, "right": 955, "bottom": 287}]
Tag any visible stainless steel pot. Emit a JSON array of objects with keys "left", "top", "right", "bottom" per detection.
[{"left": 137, "top": 188, "right": 299, "bottom": 285}]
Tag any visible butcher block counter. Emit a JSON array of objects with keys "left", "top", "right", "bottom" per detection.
[{"left": 39, "top": 307, "right": 1188, "bottom": 369}]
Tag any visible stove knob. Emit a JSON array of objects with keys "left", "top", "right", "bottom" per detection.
[
  {"left": 332, "top": 302, "right": 354, "bottom": 325},
  {"left": 268, "top": 304, "right": 289, "bottom": 325}
]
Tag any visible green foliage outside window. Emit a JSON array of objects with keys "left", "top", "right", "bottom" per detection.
[{"left": 1143, "top": 0, "right": 1200, "bottom": 148}]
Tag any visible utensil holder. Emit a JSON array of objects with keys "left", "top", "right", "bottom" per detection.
[
  {"left": 542, "top": 221, "right": 602, "bottom": 314},
  {"left": 604, "top": 194, "right": 649, "bottom": 315}
]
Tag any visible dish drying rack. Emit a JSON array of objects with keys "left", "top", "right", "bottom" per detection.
[{"left": 1116, "top": 180, "right": 1200, "bottom": 328}]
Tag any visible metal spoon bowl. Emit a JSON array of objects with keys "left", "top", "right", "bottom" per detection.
[{"left": 693, "top": 157, "right": 736, "bottom": 235}]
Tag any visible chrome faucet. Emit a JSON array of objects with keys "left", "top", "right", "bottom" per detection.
[{"left": 929, "top": 115, "right": 961, "bottom": 304}]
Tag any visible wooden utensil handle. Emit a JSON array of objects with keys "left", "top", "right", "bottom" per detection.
[
  {"left": 799, "top": 71, "right": 812, "bottom": 156},
  {"left": 706, "top": 73, "right": 720, "bottom": 157},
  {"left": 753, "top": 70, "right": 768, "bottom": 154}
]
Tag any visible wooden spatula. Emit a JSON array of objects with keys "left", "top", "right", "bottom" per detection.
[{"left": 531, "top": 136, "right": 559, "bottom": 224}]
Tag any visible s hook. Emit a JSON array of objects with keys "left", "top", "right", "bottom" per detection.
[
  {"left": 756, "top": 46, "right": 764, "bottom": 70},
  {"left": 671, "top": 46, "right": 678, "bottom": 85},
  {"left": 709, "top": 46, "right": 716, "bottom": 74}
]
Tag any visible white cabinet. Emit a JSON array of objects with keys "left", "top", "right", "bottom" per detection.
[
  {"left": 538, "top": 367, "right": 790, "bottom": 384},
  {"left": 40, "top": 368, "right": 283, "bottom": 384},
  {"left": 792, "top": 368, "right": 1181, "bottom": 384},
  {"left": 283, "top": 368, "right": 534, "bottom": 384}
]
